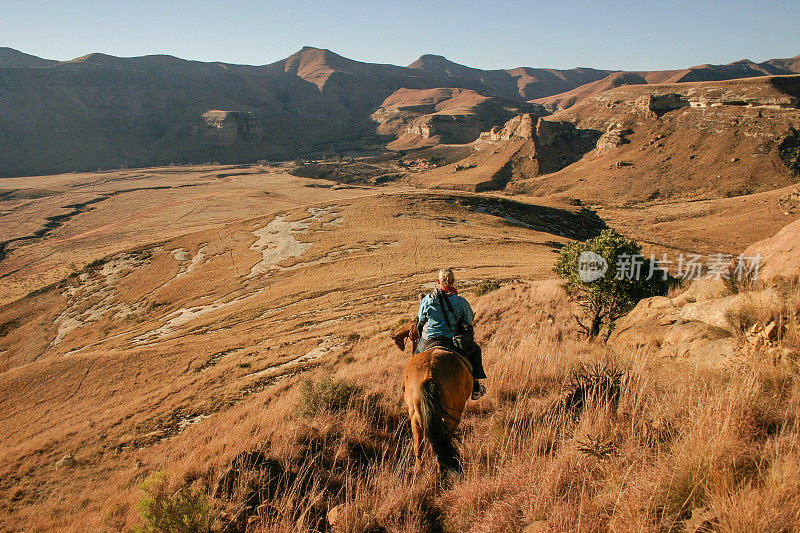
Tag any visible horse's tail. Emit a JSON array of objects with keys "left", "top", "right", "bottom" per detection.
[{"left": 419, "top": 379, "right": 462, "bottom": 475}]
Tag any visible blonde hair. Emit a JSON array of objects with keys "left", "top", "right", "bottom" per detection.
[{"left": 438, "top": 268, "right": 455, "bottom": 287}]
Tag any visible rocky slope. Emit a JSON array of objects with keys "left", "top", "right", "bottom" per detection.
[
  {"left": 371, "top": 88, "right": 546, "bottom": 148},
  {"left": 411, "top": 75, "right": 800, "bottom": 203},
  {"left": 610, "top": 214, "right": 800, "bottom": 362}
]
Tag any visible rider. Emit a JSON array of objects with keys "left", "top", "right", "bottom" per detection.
[{"left": 416, "top": 268, "right": 486, "bottom": 400}]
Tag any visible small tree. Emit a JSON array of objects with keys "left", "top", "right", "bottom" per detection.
[{"left": 555, "top": 229, "right": 667, "bottom": 339}]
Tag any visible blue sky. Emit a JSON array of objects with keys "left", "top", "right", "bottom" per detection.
[{"left": 2, "top": 0, "right": 799, "bottom": 70}]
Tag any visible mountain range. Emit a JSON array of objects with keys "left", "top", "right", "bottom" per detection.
[{"left": 1, "top": 46, "right": 799, "bottom": 177}]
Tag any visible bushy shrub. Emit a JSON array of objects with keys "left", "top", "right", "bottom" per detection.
[
  {"left": 779, "top": 126, "right": 800, "bottom": 175},
  {"left": 136, "top": 472, "right": 215, "bottom": 533},
  {"left": 474, "top": 279, "right": 501, "bottom": 296},
  {"left": 298, "top": 376, "right": 362, "bottom": 417}
]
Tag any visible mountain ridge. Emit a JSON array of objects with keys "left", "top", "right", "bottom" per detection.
[{"left": 1, "top": 46, "right": 799, "bottom": 177}]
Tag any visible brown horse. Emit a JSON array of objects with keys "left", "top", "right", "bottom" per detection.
[{"left": 392, "top": 321, "right": 472, "bottom": 475}]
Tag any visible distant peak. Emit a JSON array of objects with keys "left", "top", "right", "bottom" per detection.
[
  {"left": 408, "top": 54, "right": 469, "bottom": 72},
  {"left": 284, "top": 46, "right": 349, "bottom": 66},
  {"left": 417, "top": 53, "right": 448, "bottom": 61},
  {"left": 411, "top": 53, "right": 452, "bottom": 65},
  {"left": 72, "top": 52, "right": 113, "bottom": 62},
  {"left": 293, "top": 46, "right": 337, "bottom": 57}
]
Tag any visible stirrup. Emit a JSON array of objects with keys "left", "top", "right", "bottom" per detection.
[{"left": 471, "top": 382, "right": 486, "bottom": 400}]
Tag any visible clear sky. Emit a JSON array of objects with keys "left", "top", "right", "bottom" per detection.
[{"left": 2, "top": 0, "right": 799, "bottom": 71}]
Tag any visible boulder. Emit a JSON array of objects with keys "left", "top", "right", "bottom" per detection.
[
  {"left": 596, "top": 127, "right": 632, "bottom": 153},
  {"left": 523, "top": 520, "right": 548, "bottom": 533},
  {"left": 55, "top": 453, "right": 76, "bottom": 469},
  {"left": 677, "top": 289, "right": 780, "bottom": 331},
  {"left": 327, "top": 504, "right": 344, "bottom": 527},
  {"left": 740, "top": 217, "right": 800, "bottom": 282}
]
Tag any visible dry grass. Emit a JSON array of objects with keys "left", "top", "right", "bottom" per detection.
[
  {"left": 95, "top": 280, "right": 800, "bottom": 533},
  {"left": 2, "top": 165, "right": 800, "bottom": 532}
]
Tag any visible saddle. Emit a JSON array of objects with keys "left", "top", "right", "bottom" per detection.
[{"left": 425, "top": 337, "right": 474, "bottom": 377}]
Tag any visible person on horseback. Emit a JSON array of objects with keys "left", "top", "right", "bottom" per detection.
[{"left": 416, "top": 268, "right": 486, "bottom": 400}]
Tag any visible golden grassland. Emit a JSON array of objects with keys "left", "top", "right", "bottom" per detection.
[
  {"left": 1, "top": 178, "right": 593, "bottom": 531},
  {"left": 82, "top": 278, "right": 800, "bottom": 532},
  {"left": 1, "top": 164, "right": 799, "bottom": 531}
]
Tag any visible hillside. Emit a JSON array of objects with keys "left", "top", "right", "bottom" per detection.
[
  {"left": 407, "top": 54, "right": 614, "bottom": 100},
  {"left": 0, "top": 47, "right": 57, "bottom": 68},
  {"left": 409, "top": 76, "right": 800, "bottom": 208},
  {"left": 1, "top": 163, "right": 798, "bottom": 530},
  {"left": 2, "top": 47, "right": 799, "bottom": 177},
  {"left": 536, "top": 54, "right": 800, "bottom": 111},
  {"left": 371, "top": 88, "right": 546, "bottom": 149},
  {"left": 0, "top": 163, "right": 616, "bottom": 530},
  {"left": 515, "top": 75, "right": 800, "bottom": 204}
]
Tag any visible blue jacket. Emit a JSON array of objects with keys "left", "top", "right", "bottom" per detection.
[{"left": 418, "top": 289, "right": 474, "bottom": 339}]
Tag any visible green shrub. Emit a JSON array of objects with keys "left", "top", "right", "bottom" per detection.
[
  {"left": 136, "top": 472, "right": 215, "bottom": 533},
  {"left": 555, "top": 229, "right": 668, "bottom": 338},
  {"left": 298, "top": 376, "right": 362, "bottom": 417},
  {"left": 474, "top": 279, "right": 501, "bottom": 297}
]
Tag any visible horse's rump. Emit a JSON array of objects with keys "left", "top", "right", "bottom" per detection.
[{"left": 403, "top": 347, "right": 472, "bottom": 475}]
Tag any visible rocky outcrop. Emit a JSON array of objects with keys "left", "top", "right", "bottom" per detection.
[
  {"left": 405, "top": 114, "right": 482, "bottom": 144},
  {"left": 608, "top": 278, "right": 781, "bottom": 361},
  {"left": 595, "top": 126, "right": 632, "bottom": 153},
  {"left": 483, "top": 114, "right": 602, "bottom": 176},
  {"left": 199, "top": 111, "right": 264, "bottom": 147},
  {"left": 372, "top": 88, "right": 545, "bottom": 146},
  {"left": 636, "top": 93, "right": 690, "bottom": 117},
  {"left": 740, "top": 216, "right": 800, "bottom": 282},
  {"left": 636, "top": 90, "right": 799, "bottom": 119},
  {"left": 490, "top": 113, "right": 537, "bottom": 141},
  {"left": 610, "top": 213, "right": 800, "bottom": 361}
]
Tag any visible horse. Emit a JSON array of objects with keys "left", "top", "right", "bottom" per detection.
[{"left": 391, "top": 320, "right": 473, "bottom": 475}]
